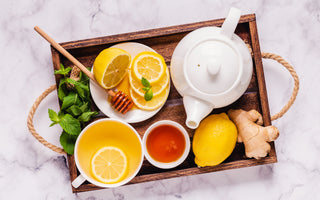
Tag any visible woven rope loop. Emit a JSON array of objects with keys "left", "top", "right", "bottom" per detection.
[
  {"left": 261, "top": 52, "right": 299, "bottom": 121},
  {"left": 27, "top": 84, "right": 66, "bottom": 155}
]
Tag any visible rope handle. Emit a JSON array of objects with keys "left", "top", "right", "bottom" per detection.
[
  {"left": 261, "top": 52, "right": 299, "bottom": 121},
  {"left": 27, "top": 85, "right": 66, "bottom": 155},
  {"left": 27, "top": 53, "right": 299, "bottom": 154}
]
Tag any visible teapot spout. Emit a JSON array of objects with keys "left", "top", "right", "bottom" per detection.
[{"left": 183, "top": 96, "right": 215, "bottom": 129}]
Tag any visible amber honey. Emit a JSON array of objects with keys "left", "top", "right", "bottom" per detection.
[
  {"left": 146, "top": 124, "right": 186, "bottom": 163},
  {"left": 113, "top": 74, "right": 138, "bottom": 109}
]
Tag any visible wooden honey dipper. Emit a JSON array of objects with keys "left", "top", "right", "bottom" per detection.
[{"left": 34, "top": 26, "right": 133, "bottom": 114}]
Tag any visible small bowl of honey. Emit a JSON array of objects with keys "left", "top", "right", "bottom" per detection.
[{"left": 143, "top": 120, "right": 190, "bottom": 169}]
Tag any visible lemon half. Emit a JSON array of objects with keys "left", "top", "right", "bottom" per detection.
[{"left": 93, "top": 48, "right": 131, "bottom": 89}]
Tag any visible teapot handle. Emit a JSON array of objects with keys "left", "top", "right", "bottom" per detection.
[{"left": 220, "top": 7, "right": 241, "bottom": 39}]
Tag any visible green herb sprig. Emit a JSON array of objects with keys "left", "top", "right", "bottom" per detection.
[
  {"left": 141, "top": 77, "right": 153, "bottom": 101},
  {"left": 48, "top": 64, "right": 98, "bottom": 155}
]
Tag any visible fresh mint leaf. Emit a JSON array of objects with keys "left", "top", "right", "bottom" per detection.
[
  {"left": 48, "top": 109, "right": 60, "bottom": 123},
  {"left": 67, "top": 78, "right": 89, "bottom": 91},
  {"left": 59, "top": 114, "right": 81, "bottom": 135},
  {"left": 57, "top": 78, "right": 67, "bottom": 101},
  {"left": 79, "top": 69, "right": 90, "bottom": 82},
  {"left": 75, "top": 85, "right": 88, "bottom": 100},
  {"left": 58, "top": 111, "right": 65, "bottom": 118},
  {"left": 67, "top": 78, "right": 89, "bottom": 100},
  {"left": 141, "top": 77, "right": 151, "bottom": 87},
  {"left": 142, "top": 87, "right": 150, "bottom": 92},
  {"left": 49, "top": 122, "right": 59, "bottom": 127},
  {"left": 54, "top": 65, "right": 72, "bottom": 76},
  {"left": 141, "top": 77, "right": 153, "bottom": 101},
  {"left": 79, "top": 102, "right": 89, "bottom": 112},
  {"left": 61, "top": 93, "right": 78, "bottom": 110},
  {"left": 49, "top": 64, "right": 96, "bottom": 155},
  {"left": 144, "top": 88, "right": 153, "bottom": 101},
  {"left": 60, "top": 131, "right": 77, "bottom": 155},
  {"left": 78, "top": 111, "right": 98, "bottom": 123},
  {"left": 66, "top": 105, "right": 83, "bottom": 116}
]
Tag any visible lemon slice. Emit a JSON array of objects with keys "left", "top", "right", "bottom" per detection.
[
  {"left": 130, "top": 85, "right": 169, "bottom": 111},
  {"left": 132, "top": 51, "right": 166, "bottom": 84},
  {"left": 93, "top": 48, "right": 131, "bottom": 89},
  {"left": 129, "top": 67, "right": 169, "bottom": 97},
  {"left": 91, "top": 146, "right": 128, "bottom": 184}
]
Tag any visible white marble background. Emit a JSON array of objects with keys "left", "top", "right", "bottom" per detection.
[{"left": 1, "top": 0, "right": 319, "bottom": 199}]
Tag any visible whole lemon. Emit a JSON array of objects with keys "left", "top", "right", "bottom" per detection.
[{"left": 192, "top": 113, "right": 237, "bottom": 167}]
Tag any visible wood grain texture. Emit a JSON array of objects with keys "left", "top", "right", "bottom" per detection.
[
  {"left": 50, "top": 14, "right": 277, "bottom": 193},
  {"left": 59, "top": 14, "right": 256, "bottom": 50},
  {"left": 249, "top": 21, "right": 271, "bottom": 126},
  {"left": 248, "top": 20, "right": 276, "bottom": 160}
]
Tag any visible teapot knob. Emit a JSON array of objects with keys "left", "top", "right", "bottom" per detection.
[{"left": 207, "top": 59, "right": 221, "bottom": 77}]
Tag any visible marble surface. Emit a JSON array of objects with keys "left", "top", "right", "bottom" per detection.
[{"left": 1, "top": 0, "right": 319, "bottom": 199}]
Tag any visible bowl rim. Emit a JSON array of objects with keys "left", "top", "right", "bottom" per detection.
[
  {"left": 142, "top": 120, "right": 191, "bottom": 169},
  {"left": 74, "top": 118, "right": 144, "bottom": 188}
]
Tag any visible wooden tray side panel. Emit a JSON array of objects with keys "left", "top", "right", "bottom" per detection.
[
  {"left": 60, "top": 14, "right": 256, "bottom": 50},
  {"left": 249, "top": 21, "right": 271, "bottom": 126},
  {"left": 248, "top": 20, "right": 276, "bottom": 159}
]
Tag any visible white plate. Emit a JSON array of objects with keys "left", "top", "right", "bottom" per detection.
[{"left": 89, "top": 42, "right": 166, "bottom": 123}]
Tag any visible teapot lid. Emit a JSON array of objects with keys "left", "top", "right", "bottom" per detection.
[{"left": 184, "top": 38, "right": 242, "bottom": 94}]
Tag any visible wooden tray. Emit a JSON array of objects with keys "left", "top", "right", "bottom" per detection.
[{"left": 50, "top": 14, "right": 276, "bottom": 193}]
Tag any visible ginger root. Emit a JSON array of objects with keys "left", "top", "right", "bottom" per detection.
[{"left": 227, "top": 109, "right": 279, "bottom": 159}]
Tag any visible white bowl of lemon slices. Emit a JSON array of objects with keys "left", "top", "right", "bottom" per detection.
[{"left": 90, "top": 42, "right": 170, "bottom": 123}]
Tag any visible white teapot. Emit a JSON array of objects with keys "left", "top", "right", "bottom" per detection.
[{"left": 170, "top": 8, "right": 253, "bottom": 129}]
